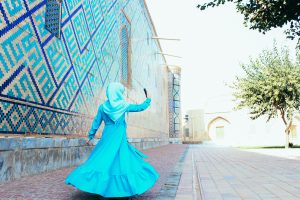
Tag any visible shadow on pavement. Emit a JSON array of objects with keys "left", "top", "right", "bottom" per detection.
[{"left": 69, "top": 191, "right": 130, "bottom": 200}]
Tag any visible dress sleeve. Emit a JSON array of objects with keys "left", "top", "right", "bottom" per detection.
[
  {"left": 127, "top": 98, "right": 151, "bottom": 112},
  {"left": 88, "top": 106, "right": 103, "bottom": 140}
]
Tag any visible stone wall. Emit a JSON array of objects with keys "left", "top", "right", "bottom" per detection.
[{"left": 0, "top": 136, "right": 168, "bottom": 183}]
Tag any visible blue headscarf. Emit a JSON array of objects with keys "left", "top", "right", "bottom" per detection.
[{"left": 102, "top": 82, "right": 129, "bottom": 122}]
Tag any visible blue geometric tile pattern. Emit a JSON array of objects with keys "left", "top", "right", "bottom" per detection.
[
  {"left": 120, "top": 14, "right": 130, "bottom": 85},
  {"left": 44, "top": 0, "right": 62, "bottom": 38},
  {"left": 0, "top": 0, "right": 166, "bottom": 136},
  {"left": 168, "top": 71, "right": 182, "bottom": 138}
]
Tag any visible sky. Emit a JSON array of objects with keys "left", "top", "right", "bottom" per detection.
[{"left": 146, "top": 0, "right": 298, "bottom": 113}]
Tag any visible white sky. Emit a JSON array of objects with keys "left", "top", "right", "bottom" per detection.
[{"left": 146, "top": 0, "right": 298, "bottom": 113}]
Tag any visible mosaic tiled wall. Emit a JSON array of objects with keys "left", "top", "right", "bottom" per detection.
[
  {"left": 0, "top": 0, "right": 168, "bottom": 136},
  {"left": 168, "top": 66, "right": 182, "bottom": 138}
]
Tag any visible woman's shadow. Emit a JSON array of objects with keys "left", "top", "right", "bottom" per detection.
[{"left": 70, "top": 191, "right": 136, "bottom": 200}]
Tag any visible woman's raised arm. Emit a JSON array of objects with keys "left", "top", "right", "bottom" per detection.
[{"left": 127, "top": 98, "right": 151, "bottom": 112}]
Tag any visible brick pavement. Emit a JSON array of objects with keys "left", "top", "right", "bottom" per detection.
[
  {"left": 5, "top": 143, "right": 300, "bottom": 200},
  {"left": 175, "top": 144, "right": 300, "bottom": 200},
  {"left": 0, "top": 144, "right": 188, "bottom": 200}
]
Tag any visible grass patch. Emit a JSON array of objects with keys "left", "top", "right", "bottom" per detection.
[{"left": 237, "top": 145, "right": 300, "bottom": 149}]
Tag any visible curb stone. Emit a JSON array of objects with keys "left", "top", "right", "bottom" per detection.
[{"left": 156, "top": 145, "right": 189, "bottom": 199}]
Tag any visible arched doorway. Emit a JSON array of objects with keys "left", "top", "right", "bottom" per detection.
[{"left": 207, "top": 116, "right": 230, "bottom": 141}]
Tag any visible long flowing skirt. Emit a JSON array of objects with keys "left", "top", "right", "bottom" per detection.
[{"left": 65, "top": 125, "right": 159, "bottom": 197}]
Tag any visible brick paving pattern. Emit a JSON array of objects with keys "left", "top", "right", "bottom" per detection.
[
  {"left": 156, "top": 146, "right": 189, "bottom": 200},
  {"left": 0, "top": 144, "right": 188, "bottom": 200},
  {"left": 175, "top": 144, "right": 300, "bottom": 200},
  {"left": 4, "top": 143, "right": 300, "bottom": 200}
]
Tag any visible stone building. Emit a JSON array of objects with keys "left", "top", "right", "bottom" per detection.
[
  {"left": 204, "top": 110, "right": 300, "bottom": 147},
  {"left": 182, "top": 109, "right": 206, "bottom": 143},
  {"left": 184, "top": 107, "right": 300, "bottom": 147},
  {"left": 0, "top": 0, "right": 170, "bottom": 142},
  {"left": 0, "top": 0, "right": 180, "bottom": 183}
]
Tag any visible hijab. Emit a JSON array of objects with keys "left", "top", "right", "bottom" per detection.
[{"left": 102, "top": 82, "right": 129, "bottom": 122}]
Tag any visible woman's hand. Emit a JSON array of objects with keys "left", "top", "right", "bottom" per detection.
[{"left": 86, "top": 139, "right": 93, "bottom": 146}]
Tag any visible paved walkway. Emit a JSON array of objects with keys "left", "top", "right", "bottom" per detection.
[
  {"left": 175, "top": 144, "right": 300, "bottom": 200},
  {"left": 0, "top": 144, "right": 188, "bottom": 200},
  {"left": 3, "top": 144, "right": 300, "bottom": 200}
]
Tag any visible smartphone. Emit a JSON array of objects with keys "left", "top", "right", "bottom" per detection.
[{"left": 143, "top": 88, "right": 148, "bottom": 98}]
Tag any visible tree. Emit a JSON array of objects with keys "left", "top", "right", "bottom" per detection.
[
  {"left": 197, "top": 0, "right": 300, "bottom": 47},
  {"left": 231, "top": 45, "right": 300, "bottom": 148}
]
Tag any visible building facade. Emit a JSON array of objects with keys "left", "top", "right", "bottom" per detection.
[
  {"left": 184, "top": 107, "right": 300, "bottom": 147},
  {"left": 183, "top": 109, "right": 206, "bottom": 143},
  {"left": 204, "top": 110, "right": 300, "bottom": 147},
  {"left": 0, "top": 0, "right": 170, "bottom": 142}
]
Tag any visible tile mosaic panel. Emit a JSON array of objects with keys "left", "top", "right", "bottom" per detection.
[{"left": 0, "top": 0, "right": 167, "bottom": 136}]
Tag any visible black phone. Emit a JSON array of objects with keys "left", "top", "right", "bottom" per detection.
[{"left": 143, "top": 88, "right": 148, "bottom": 98}]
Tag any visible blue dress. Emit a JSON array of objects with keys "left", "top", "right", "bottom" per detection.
[{"left": 65, "top": 98, "right": 159, "bottom": 197}]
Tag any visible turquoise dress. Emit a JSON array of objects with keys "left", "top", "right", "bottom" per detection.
[{"left": 65, "top": 98, "right": 159, "bottom": 197}]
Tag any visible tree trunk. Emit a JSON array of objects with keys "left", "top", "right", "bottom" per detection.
[
  {"left": 285, "top": 130, "right": 290, "bottom": 149},
  {"left": 285, "top": 122, "right": 292, "bottom": 149},
  {"left": 280, "top": 110, "right": 292, "bottom": 149}
]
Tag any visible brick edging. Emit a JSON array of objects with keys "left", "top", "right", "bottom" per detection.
[{"left": 157, "top": 145, "right": 189, "bottom": 199}]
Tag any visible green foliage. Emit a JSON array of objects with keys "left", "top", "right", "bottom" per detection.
[
  {"left": 232, "top": 45, "right": 300, "bottom": 125},
  {"left": 197, "top": 0, "right": 300, "bottom": 46}
]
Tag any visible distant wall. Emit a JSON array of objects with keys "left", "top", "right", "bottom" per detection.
[
  {"left": 204, "top": 110, "right": 300, "bottom": 146},
  {"left": 184, "top": 109, "right": 207, "bottom": 142}
]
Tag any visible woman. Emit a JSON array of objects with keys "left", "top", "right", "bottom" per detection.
[{"left": 65, "top": 82, "right": 159, "bottom": 198}]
